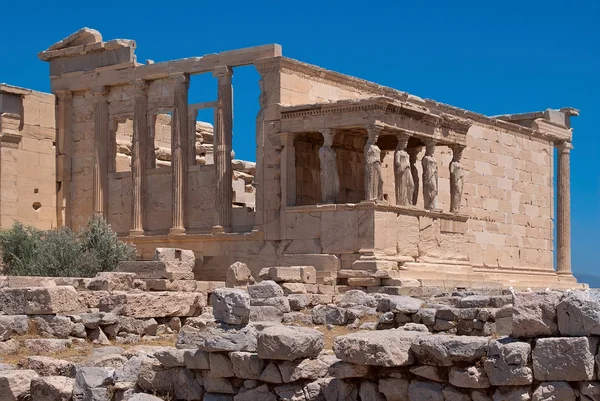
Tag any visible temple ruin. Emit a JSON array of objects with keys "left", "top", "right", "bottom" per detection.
[{"left": 0, "top": 27, "right": 584, "bottom": 290}]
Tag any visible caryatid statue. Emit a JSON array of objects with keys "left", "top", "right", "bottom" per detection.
[
  {"left": 394, "top": 134, "right": 414, "bottom": 206},
  {"left": 318, "top": 129, "right": 339, "bottom": 204},
  {"left": 408, "top": 147, "right": 420, "bottom": 206},
  {"left": 422, "top": 139, "right": 438, "bottom": 210},
  {"left": 364, "top": 125, "right": 384, "bottom": 201},
  {"left": 450, "top": 145, "right": 465, "bottom": 213}
]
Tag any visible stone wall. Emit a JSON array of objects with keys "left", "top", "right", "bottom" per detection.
[
  {"left": 0, "top": 87, "right": 57, "bottom": 230},
  {"left": 0, "top": 261, "right": 598, "bottom": 401}
]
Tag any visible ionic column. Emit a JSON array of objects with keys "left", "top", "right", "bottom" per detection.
[
  {"left": 189, "top": 108, "right": 199, "bottom": 167},
  {"left": 55, "top": 90, "right": 73, "bottom": 227},
  {"left": 449, "top": 145, "right": 465, "bottom": 213},
  {"left": 556, "top": 141, "right": 573, "bottom": 275},
  {"left": 407, "top": 147, "right": 421, "bottom": 206},
  {"left": 130, "top": 80, "right": 148, "bottom": 237},
  {"left": 169, "top": 73, "right": 190, "bottom": 235},
  {"left": 212, "top": 66, "right": 234, "bottom": 233},
  {"left": 92, "top": 86, "right": 109, "bottom": 217},
  {"left": 364, "top": 124, "right": 384, "bottom": 201},
  {"left": 422, "top": 139, "right": 439, "bottom": 210},
  {"left": 319, "top": 129, "right": 339, "bottom": 204}
]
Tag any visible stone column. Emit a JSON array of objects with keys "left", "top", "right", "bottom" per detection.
[
  {"left": 55, "top": 90, "right": 73, "bottom": 227},
  {"left": 407, "top": 147, "right": 420, "bottom": 206},
  {"left": 189, "top": 108, "right": 199, "bottom": 167},
  {"left": 364, "top": 124, "right": 384, "bottom": 201},
  {"left": 280, "top": 133, "right": 296, "bottom": 207},
  {"left": 169, "top": 73, "right": 190, "bottom": 235},
  {"left": 213, "top": 66, "right": 234, "bottom": 233},
  {"left": 319, "top": 129, "right": 339, "bottom": 204},
  {"left": 449, "top": 145, "right": 465, "bottom": 213},
  {"left": 92, "top": 86, "right": 109, "bottom": 217},
  {"left": 146, "top": 114, "right": 157, "bottom": 169},
  {"left": 422, "top": 139, "right": 438, "bottom": 210},
  {"left": 556, "top": 141, "right": 573, "bottom": 275},
  {"left": 130, "top": 80, "right": 148, "bottom": 237},
  {"left": 394, "top": 133, "right": 414, "bottom": 206}
]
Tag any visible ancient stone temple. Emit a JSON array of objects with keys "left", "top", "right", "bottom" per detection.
[{"left": 0, "top": 28, "right": 583, "bottom": 289}]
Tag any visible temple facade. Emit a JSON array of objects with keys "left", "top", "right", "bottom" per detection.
[{"left": 0, "top": 28, "right": 583, "bottom": 289}]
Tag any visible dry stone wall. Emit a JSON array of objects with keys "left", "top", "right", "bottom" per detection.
[{"left": 1, "top": 262, "right": 600, "bottom": 400}]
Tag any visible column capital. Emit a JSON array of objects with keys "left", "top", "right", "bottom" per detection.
[
  {"left": 91, "top": 86, "right": 108, "bottom": 99},
  {"left": 213, "top": 65, "right": 234, "bottom": 78},
  {"left": 168, "top": 72, "right": 189, "bottom": 86},
  {"left": 133, "top": 79, "right": 148, "bottom": 96},
  {"left": 55, "top": 90, "right": 73, "bottom": 101},
  {"left": 423, "top": 138, "right": 437, "bottom": 147},
  {"left": 365, "top": 123, "right": 385, "bottom": 141},
  {"left": 557, "top": 141, "right": 573, "bottom": 154}
]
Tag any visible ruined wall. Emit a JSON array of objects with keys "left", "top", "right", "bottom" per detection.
[
  {"left": 0, "top": 89, "right": 57, "bottom": 229},
  {"left": 463, "top": 125, "right": 554, "bottom": 271}
]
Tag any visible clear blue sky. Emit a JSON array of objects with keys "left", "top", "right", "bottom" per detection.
[{"left": 1, "top": 0, "right": 598, "bottom": 278}]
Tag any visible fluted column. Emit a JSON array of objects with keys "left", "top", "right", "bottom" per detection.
[
  {"left": 55, "top": 90, "right": 73, "bottom": 227},
  {"left": 130, "top": 80, "right": 148, "bottom": 237},
  {"left": 556, "top": 141, "right": 573, "bottom": 275},
  {"left": 189, "top": 108, "right": 199, "bottom": 167},
  {"left": 364, "top": 124, "right": 384, "bottom": 201},
  {"left": 92, "top": 86, "right": 109, "bottom": 217},
  {"left": 213, "top": 66, "right": 234, "bottom": 233},
  {"left": 169, "top": 73, "right": 190, "bottom": 235}
]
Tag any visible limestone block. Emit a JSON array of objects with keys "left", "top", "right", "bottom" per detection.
[
  {"left": 377, "top": 295, "right": 425, "bottom": 314},
  {"left": 327, "top": 361, "right": 370, "bottom": 379},
  {"left": 87, "top": 272, "right": 137, "bottom": 291},
  {"left": 0, "top": 370, "right": 39, "bottom": 401},
  {"left": 412, "top": 335, "right": 489, "bottom": 366},
  {"left": 492, "top": 386, "right": 532, "bottom": 401},
  {"left": 0, "top": 286, "right": 82, "bottom": 315},
  {"left": 485, "top": 339, "right": 532, "bottom": 386},
  {"left": 512, "top": 292, "right": 562, "bottom": 338},
  {"left": 248, "top": 281, "right": 283, "bottom": 298},
  {"left": 30, "top": 376, "right": 74, "bottom": 401},
  {"left": 234, "top": 384, "right": 277, "bottom": 401},
  {"left": 183, "top": 350, "right": 210, "bottom": 370},
  {"left": 408, "top": 381, "right": 444, "bottom": 401},
  {"left": 579, "top": 382, "right": 600, "bottom": 401},
  {"left": 378, "top": 378, "right": 409, "bottom": 401},
  {"left": 333, "top": 330, "right": 423, "bottom": 367},
  {"left": 312, "top": 304, "right": 348, "bottom": 325},
  {"left": 99, "top": 291, "right": 205, "bottom": 318},
  {"left": 281, "top": 283, "right": 307, "bottom": 294},
  {"left": 280, "top": 357, "right": 330, "bottom": 383},
  {"left": 257, "top": 325, "right": 323, "bottom": 361},
  {"left": 249, "top": 306, "right": 283, "bottom": 323},
  {"left": 153, "top": 349, "right": 186, "bottom": 368},
  {"left": 259, "top": 362, "right": 283, "bottom": 384},
  {"left": 19, "top": 356, "right": 76, "bottom": 377},
  {"left": 449, "top": 366, "right": 491, "bottom": 389},
  {"left": 154, "top": 248, "right": 195, "bottom": 267},
  {"left": 250, "top": 297, "right": 291, "bottom": 313},
  {"left": 532, "top": 337, "right": 594, "bottom": 381},
  {"left": 409, "top": 365, "right": 447, "bottom": 382},
  {"left": 22, "top": 339, "right": 71, "bottom": 354},
  {"left": 347, "top": 277, "right": 381, "bottom": 287},
  {"left": 226, "top": 261, "right": 254, "bottom": 288},
  {"left": 229, "top": 352, "right": 265, "bottom": 380},
  {"left": 337, "top": 290, "right": 377, "bottom": 308},
  {"left": 556, "top": 291, "right": 600, "bottom": 336},
  {"left": 117, "top": 261, "right": 194, "bottom": 280},
  {"left": 211, "top": 288, "right": 251, "bottom": 325},
  {"left": 532, "top": 382, "right": 575, "bottom": 401},
  {"left": 176, "top": 324, "right": 257, "bottom": 353},
  {"left": 258, "top": 266, "right": 317, "bottom": 284},
  {"left": 322, "top": 378, "right": 358, "bottom": 401},
  {"left": 209, "top": 353, "right": 234, "bottom": 378},
  {"left": 72, "top": 367, "right": 115, "bottom": 401},
  {"left": 287, "top": 295, "right": 310, "bottom": 311}
]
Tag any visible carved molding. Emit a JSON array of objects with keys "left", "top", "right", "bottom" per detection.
[{"left": 0, "top": 133, "right": 22, "bottom": 148}]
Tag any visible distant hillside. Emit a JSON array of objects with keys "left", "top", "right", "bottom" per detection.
[{"left": 574, "top": 273, "right": 600, "bottom": 289}]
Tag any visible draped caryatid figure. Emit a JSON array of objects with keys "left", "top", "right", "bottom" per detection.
[
  {"left": 319, "top": 129, "right": 339, "bottom": 204},
  {"left": 422, "top": 139, "right": 438, "bottom": 210},
  {"left": 394, "top": 134, "right": 414, "bottom": 206},
  {"left": 450, "top": 145, "right": 465, "bottom": 213},
  {"left": 364, "top": 125, "right": 384, "bottom": 201}
]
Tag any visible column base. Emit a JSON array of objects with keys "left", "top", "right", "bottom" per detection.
[
  {"left": 129, "top": 229, "right": 145, "bottom": 237},
  {"left": 212, "top": 225, "right": 232, "bottom": 234},
  {"left": 168, "top": 227, "right": 186, "bottom": 236}
]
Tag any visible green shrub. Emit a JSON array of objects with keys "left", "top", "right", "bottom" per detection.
[{"left": 0, "top": 215, "right": 136, "bottom": 277}]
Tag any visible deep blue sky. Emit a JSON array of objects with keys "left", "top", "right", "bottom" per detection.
[{"left": 1, "top": 0, "right": 598, "bottom": 277}]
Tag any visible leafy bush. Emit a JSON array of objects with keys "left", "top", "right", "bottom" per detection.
[{"left": 0, "top": 215, "right": 136, "bottom": 277}]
